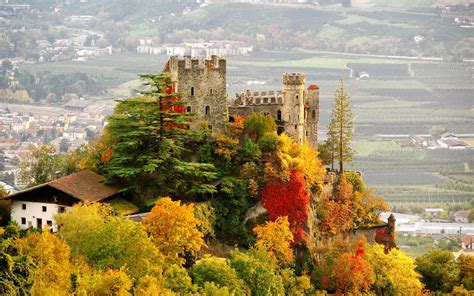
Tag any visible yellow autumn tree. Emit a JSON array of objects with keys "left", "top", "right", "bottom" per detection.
[
  {"left": 76, "top": 267, "right": 133, "bottom": 296},
  {"left": 366, "top": 244, "right": 424, "bottom": 295},
  {"left": 253, "top": 216, "right": 294, "bottom": 265},
  {"left": 143, "top": 197, "right": 204, "bottom": 264},
  {"left": 277, "top": 133, "right": 325, "bottom": 189},
  {"left": 16, "top": 230, "right": 72, "bottom": 294}
]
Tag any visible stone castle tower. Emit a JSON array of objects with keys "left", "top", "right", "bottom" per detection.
[
  {"left": 164, "top": 55, "right": 227, "bottom": 133},
  {"left": 230, "top": 73, "right": 319, "bottom": 147},
  {"left": 162, "top": 56, "right": 319, "bottom": 147}
]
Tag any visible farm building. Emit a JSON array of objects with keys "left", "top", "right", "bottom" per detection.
[
  {"left": 409, "top": 135, "right": 428, "bottom": 147},
  {"left": 425, "top": 208, "right": 444, "bottom": 218},
  {"left": 454, "top": 210, "right": 469, "bottom": 223},
  {"left": 1, "top": 170, "right": 125, "bottom": 231},
  {"left": 437, "top": 132, "right": 469, "bottom": 150},
  {"left": 462, "top": 236, "right": 474, "bottom": 250}
]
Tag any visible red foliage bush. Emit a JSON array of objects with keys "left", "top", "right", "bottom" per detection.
[{"left": 261, "top": 170, "right": 309, "bottom": 244}]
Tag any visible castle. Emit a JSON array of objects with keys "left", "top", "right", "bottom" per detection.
[{"left": 164, "top": 55, "right": 319, "bottom": 147}]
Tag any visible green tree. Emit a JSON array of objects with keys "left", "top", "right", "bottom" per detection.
[
  {"left": 2, "top": 59, "right": 12, "bottom": 71},
  {"left": 59, "top": 138, "right": 71, "bottom": 153},
  {"left": 56, "top": 203, "right": 164, "bottom": 280},
  {"left": 191, "top": 256, "right": 248, "bottom": 294},
  {"left": 429, "top": 125, "right": 447, "bottom": 140},
  {"left": 415, "top": 249, "right": 460, "bottom": 293},
  {"left": 327, "top": 79, "right": 353, "bottom": 173},
  {"left": 19, "top": 145, "right": 62, "bottom": 187},
  {"left": 468, "top": 208, "right": 474, "bottom": 223},
  {"left": 103, "top": 73, "right": 217, "bottom": 200},
  {"left": 243, "top": 112, "right": 277, "bottom": 140},
  {"left": 229, "top": 249, "right": 285, "bottom": 295}
]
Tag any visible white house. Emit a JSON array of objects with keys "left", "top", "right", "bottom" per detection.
[{"left": 1, "top": 170, "right": 122, "bottom": 231}]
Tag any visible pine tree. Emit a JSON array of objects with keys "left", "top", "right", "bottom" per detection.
[
  {"left": 104, "top": 73, "right": 217, "bottom": 202},
  {"left": 327, "top": 79, "right": 353, "bottom": 173}
]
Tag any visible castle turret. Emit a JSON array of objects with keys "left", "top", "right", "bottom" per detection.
[
  {"left": 306, "top": 84, "right": 319, "bottom": 147},
  {"left": 165, "top": 55, "right": 227, "bottom": 133},
  {"left": 282, "top": 73, "right": 306, "bottom": 144}
]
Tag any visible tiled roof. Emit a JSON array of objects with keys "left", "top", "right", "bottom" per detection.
[
  {"left": 3, "top": 170, "right": 122, "bottom": 203},
  {"left": 307, "top": 84, "right": 319, "bottom": 90}
]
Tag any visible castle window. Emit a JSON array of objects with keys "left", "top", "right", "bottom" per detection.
[
  {"left": 191, "top": 87, "right": 195, "bottom": 96},
  {"left": 21, "top": 217, "right": 26, "bottom": 225},
  {"left": 22, "top": 203, "right": 26, "bottom": 210},
  {"left": 296, "top": 95, "right": 299, "bottom": 101},
  {"left": 205, "top": 106, "right": 210, "bottom": 115},
  {"left": 209, "top": 88, "right": 213, "bottom": 95},
  {"left": 271, "top": 97, "right": 276, "bottom": 104},
  {"left": 42, "top": 206, "right": 47, "bottom": 212},
  {"left": 295, "top": 125, "right": 297, "bottom": 130},
  {"left": 186, "top": 106, "right": 192, "bottom": 113},
  {"left": 255, "top": 98, "right": 261, "bottom": 104},
  {"left": 306, "top": 131, "right": 309, "bottom": 137},
  {"left": 277, "top": 110, "right": 282, "bottom": 121},
  {"left": 263, "top": 97, "right": 268, "bottom": 104},
  {"left": 312, "top": 110, "right": 316, "bottom": 119}
]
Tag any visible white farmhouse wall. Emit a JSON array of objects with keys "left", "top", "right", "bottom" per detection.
[{"left": 11, "top": 200, "right": 71, "bottom": 231}]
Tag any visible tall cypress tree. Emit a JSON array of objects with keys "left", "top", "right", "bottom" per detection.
[
  {"left": 327, "top": 79, "right": 353, "bottom": 173},
  {"left": 104, "top": 72, "right": 217, "bottom": 204}
]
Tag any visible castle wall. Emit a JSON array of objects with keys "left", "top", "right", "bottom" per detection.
[
  {"left": 163, "top": 56, "right": 319, "bottom": 147},
  {"left": 167, "top": 55, "right": 227, "bottom": 133}
]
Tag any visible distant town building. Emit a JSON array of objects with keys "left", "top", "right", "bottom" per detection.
[{"left": 64, "top": 98, "right": 91, "bottom": 112}]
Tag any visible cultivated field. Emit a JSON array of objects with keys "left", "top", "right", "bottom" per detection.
[{"left": 19, "top": 50, "right": 474, "bottom": 208}]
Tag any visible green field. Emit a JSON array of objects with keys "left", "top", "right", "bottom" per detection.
[
  {"left": 352, "top": 0, "right": 436, "bottom": 8},
  {"left": 19, "top": 50, "right": 474, "bottom": 208},
  {"left": 353, "top": 140, "right": 400, "bottom": 156}
]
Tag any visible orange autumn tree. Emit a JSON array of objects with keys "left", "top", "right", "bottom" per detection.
[
  {"left": 143, "top": 197, "right": 204, "bottom": 264},
  {"left": 253, "top": 216, "right": 294, "bottom": 265},
  {"left": 319, "top": 175, "right": 388, "bottom": 237},
  {"left": 333, "top": 238, "right": 374, "bottom": 295}
]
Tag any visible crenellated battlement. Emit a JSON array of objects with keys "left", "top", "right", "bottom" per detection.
[
  {"left": 233, "top": 89, "right": 283, "bottom": 106},
  {"left": 167, "top": 55, "right": 226, "bottom": 72},
  {"left": 283, "top": 73, "right": 305, "bottom": 85}
]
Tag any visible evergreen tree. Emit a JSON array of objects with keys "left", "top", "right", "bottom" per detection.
[
  {"left": 326, "top": 79, "right": 353, "bottom": 173},
  {"left": 104, "top": 73, "right": 217, "bottom": 202}
]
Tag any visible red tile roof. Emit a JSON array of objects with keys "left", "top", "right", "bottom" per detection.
[{"left": 307, "top": 84, "right": 319, "bottom": 90}]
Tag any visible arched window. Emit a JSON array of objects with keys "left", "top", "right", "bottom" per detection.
[
  {"left": 205, "top": 106, "right": 210, "bottom": 115},
  {"left": 277, "top": 110, "right": 282, "bottom": 121},
  {"left": 191, "top": 87, "right": 195, "bottom": 96},
  {"left": 294, "top": 125, "right": 297, "bottom": 130},
  {"left": 186, "top": 106, "right": 192, "bottom": 113},
  {"left": 296, "top": 95, "right": 299, "bottom": 101},
  {"left": 312, "top": 110, "right": 316, "bottom": 119}
]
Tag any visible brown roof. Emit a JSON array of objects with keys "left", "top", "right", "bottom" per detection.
[
  {"left": 462, "top": 236, "right": 474, "bottom": 246},
  {"left": 4, "top": 170, "right": 122, "bottom": 203},
  {"left": 307, "top": 84, "right": 319, "bottom": 90}
]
